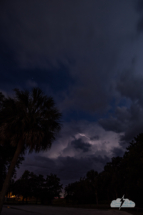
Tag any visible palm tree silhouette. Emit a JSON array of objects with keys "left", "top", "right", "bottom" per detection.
[{"left": 0, "top": 87, "right": 62, "bottom": 213}]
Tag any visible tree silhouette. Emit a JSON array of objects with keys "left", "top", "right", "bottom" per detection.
[
  {"left": 86, "top": 170, "right": 99, "bottom": 205},
  {"left": 12, "top": 171, "right": 63, "bottom": 205},
  {"left": 121, "top": 133, "right": 143, "bottom": 207},
  {"left": 64, "top": 133, "right": 143, "bottom": 208},
  {"left": 40, "top": 173, "right": 63, "bottom": 205},
  {"left": 0, "top": 88, "right": 62, "bottom": 213},
  {"left": 12, "top": 171, "right": 42, "bottom": 203},
  {"left": 0, "top": 142, "right": 25, "bottom": 192},
  {"left": 104, "top": 157, "right": 123, "bottom": 199}
]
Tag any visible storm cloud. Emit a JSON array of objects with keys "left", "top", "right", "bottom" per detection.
[
  {"left": 16, "top": 153, "right": 111, "bottom": 188},
  {"left": 70, "top": 138, "right": 91, "bottom": 152},
  {"left": 1, "top": 0, "right": 143, "bottom": 190}
]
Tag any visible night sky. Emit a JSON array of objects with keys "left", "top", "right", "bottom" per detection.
[{"left": 1, "top": 0, "right": 143, "bottom": 195}]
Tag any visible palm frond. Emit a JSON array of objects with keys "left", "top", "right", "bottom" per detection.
[{"left": 0, "top": 87, "right": 62, "bottom": 153}]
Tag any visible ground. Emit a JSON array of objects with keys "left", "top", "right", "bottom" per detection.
[{"left": 1, "top": 205, "right": 133, "bottom": 215}]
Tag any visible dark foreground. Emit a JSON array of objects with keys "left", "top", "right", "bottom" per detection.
[{"left": 1, "top": 205, "right": 133, "bottom": 215}]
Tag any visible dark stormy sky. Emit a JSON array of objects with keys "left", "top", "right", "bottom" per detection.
[{"left": 1, "top": 0, "right": 143, "bottom": 195}]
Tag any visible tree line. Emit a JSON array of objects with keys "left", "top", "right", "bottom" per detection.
[
  {"left": 8, "top": 170, "right": 63, "bottom": 205},
  {"left": 64, "top": 133, "right": 143, "bottom": 208}
]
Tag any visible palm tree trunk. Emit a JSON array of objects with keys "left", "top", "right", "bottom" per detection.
[{"left": 0, "top": 140, "right": 24, "bottom": 214}]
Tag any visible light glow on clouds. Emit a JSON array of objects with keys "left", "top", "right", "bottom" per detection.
[{"left": 41, "top": 121, "right": 123, "bottom": 159}]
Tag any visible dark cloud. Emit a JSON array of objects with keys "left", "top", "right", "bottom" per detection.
[
  {"left": 116, "top": 68, "right": 143, "bottom": 105},
  {"left": 1, "top": 0, "right": 143, "bottom": 189},
  {"left": 97, "top": 63, "right": 143, "bottom": 145},
  {"left": 137, "top": 15, "right": 143, "bottom": 32},
  {"left": 0, "top": 0, "right": 137, "bottom": 114},
  {"left": 90, "top": 135, "right": 100, "bottom": 141},
  {"left": 111, "top": 147, "right": 125, "bottom": 157},
  {"left": 16, "top": 154, "right": 111, "bottom": 187},
  {"left": 136, "top": 0, "right": 143, "bottom": 12},
  {"left": 115, "top": 69, "right": 143, "bottom": 143},
  {"left": 99, "top": 117, "right": 125, "bottom": 133},
  {"left": 98, "top": 106, "right": 131, "bottom": 134},
  {"left": 99, "top": 102, "right": 143, "bottom": 145},
  {"left": 136, "top": 0, "right": 143, "bottom": 31},
  {"left": 120, "top": 122, "right": 143, "bottom": 143},
  {"left": 71, "top": 138, "right": 91, "bottom": 152},
  {"left": 0, "top": 40, "right": 18, "bottom": 70},
  {"left": 0, "top": 65, "right": 74, "bottom": 95}
]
